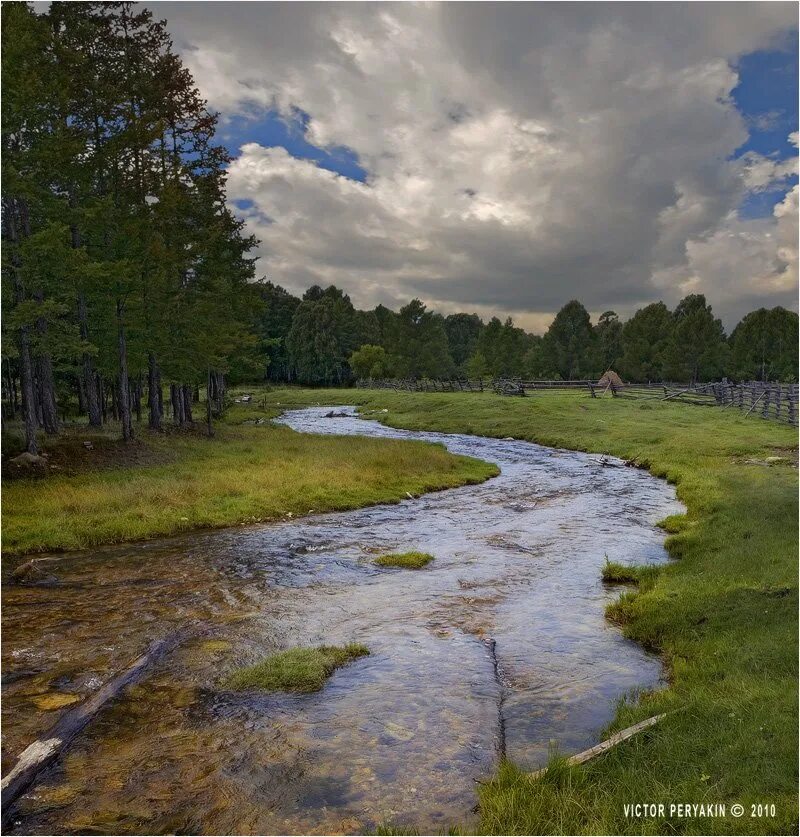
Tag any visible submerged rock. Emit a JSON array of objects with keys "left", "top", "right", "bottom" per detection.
[{"left": 11, "top": 560, "right": 59, "bottom": 585}]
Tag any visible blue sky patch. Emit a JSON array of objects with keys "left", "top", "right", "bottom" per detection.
[
  {"left": 738, "top": 186, "right": 791, "bottom": 220},
  {"left": 220, "top": 108, "right": 368, "bottom": 183},
  {"left": 733, "top": 42, "right": 798, "bottom": 158},
  {"left": 733, "top": 42, "right": 798, "bottom": 219}
]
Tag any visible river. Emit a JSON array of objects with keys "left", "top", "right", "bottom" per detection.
[{"left": 2, "top": 407, "right": 682, "bottom": 834}]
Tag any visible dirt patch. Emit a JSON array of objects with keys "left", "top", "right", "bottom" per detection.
[
  {"left": 2, "top": 434, "right": 175, "bottom": 481},
  {"left": 767, "top": 446, "right": 799, "bottom": 466}
]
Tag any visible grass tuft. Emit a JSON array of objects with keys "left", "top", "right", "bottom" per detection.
[
  {"left": 374, "top": 551, "right": 434, "bottom": 569},
  {"left": 224, "top": 643, "right": 369, "bottom": 693},
  {"left": 601, "top": 559, "right": 642, "bottom": 584}
]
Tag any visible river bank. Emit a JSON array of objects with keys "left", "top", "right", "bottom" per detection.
[
  {"left": 1, "top": 418, "right": 497, "bottom": 556},
  {"left": 293, "top": 387, "right": 798, "bottom": 836}
]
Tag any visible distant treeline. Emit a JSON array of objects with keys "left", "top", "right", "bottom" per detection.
[
  {"left": 252, "top": 282, "right": 798, "bottom": 388},
  {"left": 2, "top": 3, "right": 797, "bottom": 457}
]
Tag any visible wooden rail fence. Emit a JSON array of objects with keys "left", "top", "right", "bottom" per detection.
[
  {"left": 358, "top": 377, "right": 486, "bottom": 393},
  {"left": 357, "top": 378, "right": 798, "bottom": 425}
]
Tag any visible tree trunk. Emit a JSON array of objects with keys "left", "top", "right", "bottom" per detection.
[
  {"left": 170, "top": 383, "right": 184, "bottom": 427},
  {"left": 3, "top": 359, "right": 18, "bottom": 420},
  {"left": 147, "top": 352, "right": 161, "bottom": 430},
  {"left": 217, "top": 372, "right": 226, "bottom": 413},
  {"left": 18, "top": 329, "right": 39, "bottom": 454},
  {"left": 78, "top": 292, "right": 102, "bottom": 426},
  {"left": 77, "top": 373, "right": 86, "bottom": 414},
  {"left": 36, "top": 350, "right": 59, "bottom": 435},
  {"left": 182, "top": 384, "right": 193, "bottom": 423},
  {"left": 116, "top": 300, "right": 133, "bottom": 441},
  {"left": 132, "top": 374, "right": 142, "bottom": 423},
  {"left": 33, "top": 367, "right": 44, "bottom": 427},
  {"left": 10, "top": 362, "right": 19, "bottom": 418},
  {"left": 206, "top": 368, "right": 214, "bottom": 437},
  {"left": 100, "top": 376, "right": 107, "bottom": 423},
  {"left": 3, "top": 197, "right": 38, "bottom": 453},
  {"left": 1, "top": 629, "right": 197, "bottom": 824}
]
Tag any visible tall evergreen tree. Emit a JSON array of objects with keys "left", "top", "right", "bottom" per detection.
[
  {"left": 384, "top": 299, "right": 452, "bottom": 378},
  {"left": 619, "top": 302, "right": 674, "bottom": 382},
  {"left": 287, "top": 285, "right": 360, "bottom": 385},
  {"left": 593, "top": 310, "right": 623, "bottom": 373},
  {"left": 444, "top": 313, "right": 483, "bottom": 369},
  {"left": 663, "top": 294, "right": 727, "bottom": 383},
  {"left": 540, "top": 300, "right": 594, "bottom": 379},
  {"left": 2, "top": 1, "right": 76, "bottom": 451},
  {"left": 729, "top": 307, "right": 798, "bottom": 382},
  {"left": 252, "top": 280, "right": 301, "bottom": 382}
]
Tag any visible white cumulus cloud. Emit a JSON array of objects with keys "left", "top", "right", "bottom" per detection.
[{"left": 159, "top": 1, "right": 798, "bottom": 329}]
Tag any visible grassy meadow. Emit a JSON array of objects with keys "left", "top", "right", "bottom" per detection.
[
  {"left": 2, "top": 385, "right": 797, "bottom": 833},
  {"left": 1, "top": 412, "right": 497, "bottom": 555}
]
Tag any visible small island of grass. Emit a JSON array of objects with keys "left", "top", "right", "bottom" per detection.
[
  {"left": 374, "top": 551, "right": 434, "bottom": 569},
  {"left": 224, "top": 643, "right": 370, "bottom": 693}
]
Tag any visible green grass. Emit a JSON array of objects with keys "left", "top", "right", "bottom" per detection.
[
  {"left": 601, "top": 559, "right": 648, "bottom": 584},
  {"left": 1, "top": 416, "right": 498, "bottom": 555},
  {"left": 374, "top": 551, "right": 434, "bottom": 569},
  {"left": 240, "top": 387, "right": 797, "bottom": 835},
  {"left": 224, "top": 643, "right": 369, "bottom": 693},
  {"left": 601, "top": 559, "right": 640, "bottom": 584}
]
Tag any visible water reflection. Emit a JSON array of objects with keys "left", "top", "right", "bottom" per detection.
[{"left": 2, "top": 407, "right": 682, "bottom": 834}]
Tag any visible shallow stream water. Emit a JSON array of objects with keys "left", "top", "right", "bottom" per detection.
[{"left": 2, "top": 407, "right": 682, "bottom": 834}]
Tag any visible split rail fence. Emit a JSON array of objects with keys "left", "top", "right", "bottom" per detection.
[{"left": 357, "top": 377, "right": 798, "bottom": 426}]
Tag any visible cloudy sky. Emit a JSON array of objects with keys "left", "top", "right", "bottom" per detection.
[{"left": 157, "top": 1, "right": 798, "bottom": 331}]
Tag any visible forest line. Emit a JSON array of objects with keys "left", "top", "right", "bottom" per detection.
[{"left": 2, "top": 3, "right": 797, "bottom": 456}]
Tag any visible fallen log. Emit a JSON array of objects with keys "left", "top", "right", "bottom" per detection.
[
  {"left": 1, "top": 628, "right": 193, "bottom": 823},
  {"left": 527, "top": 712, "right": 669, "bottom": 780}
]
